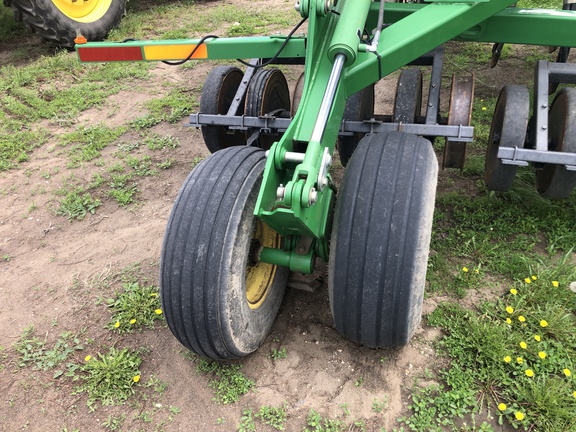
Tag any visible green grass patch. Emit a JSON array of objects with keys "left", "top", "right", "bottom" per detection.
[
  {"left": 106, "top": 282, "right": 163, "bottom": 333},
  {"left": 408, "top": 261, "right": 576, "bottom": 431},
  {"left": 194, "top": 358, "right": 255, "bottom": 404},
  {"left": 60, "top": 125, "right": 126, "bottom": 167}
]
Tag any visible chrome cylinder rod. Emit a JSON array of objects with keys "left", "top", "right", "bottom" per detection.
[{"left": 310, "top": 53, "right": 347, "bottom": 143}]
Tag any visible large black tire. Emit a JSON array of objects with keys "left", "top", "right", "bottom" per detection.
[
  {"left": 160, "top": 146, "right": 289, "bottom": 360},
  {"left": 5, "top": 0, "right": 127, "bottom": 48},
  {"left": 329, "top": 131, "right": 438, "bottom": 347}
]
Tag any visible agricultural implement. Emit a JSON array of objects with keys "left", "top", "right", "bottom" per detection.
[{"left": 76, "top": 0, "right": 576, "bottom": 360}]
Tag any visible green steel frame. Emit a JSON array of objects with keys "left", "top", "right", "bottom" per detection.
[{"left": 79, "top": 0, "right": 576, "bottom": 273}]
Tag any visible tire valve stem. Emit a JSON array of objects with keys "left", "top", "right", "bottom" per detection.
[{"left": 74, "top": 29, "right": 87, "bottom": 45}]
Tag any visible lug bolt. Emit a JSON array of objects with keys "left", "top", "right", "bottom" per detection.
[{"left": 309, "top": 188, "right": 318, "bottom": 206}]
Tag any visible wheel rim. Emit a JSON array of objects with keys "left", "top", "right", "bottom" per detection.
[
  {"left": 51, "top": 0, "right": 113, "bottom": 22},
  {"left": 245, "top": 220, "right": 280, "bottom": 310}
]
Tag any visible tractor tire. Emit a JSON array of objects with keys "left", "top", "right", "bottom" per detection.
[
  {"left": 4, "top": 0, "right": 127, "bottom": 48},
  {"left": 160, "top": 146, "right": 289, "bottom": 360},
  {"left": 329, "top": 131, "right": 438, "bottom": 348}
]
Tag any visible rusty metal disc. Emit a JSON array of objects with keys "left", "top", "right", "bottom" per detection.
[
  {"left": 393, "top": 68, "right": 422, "bottom": 123},
  {"left": 336, "top": 84, "right": 375, "bottom": 167},
  {"left": 484, "top": 85, "right": 530, "bottom": 192},
  {"left": 291, "top": 72, "right": 305, "bottom": 117},
  {"left": 536, "top": 87, "right": 576, "bottom": 199},
  {"left": 443, "top": 74, "right": 474, "bottom": 169},
  {"left": 200, "top": 66, "right": 247, "bottom": 153},
  {"left": 245, "top": 68, "right": 291, "bottom": 150}
]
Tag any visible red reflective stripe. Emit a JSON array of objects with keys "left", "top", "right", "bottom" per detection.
[{"left": 78, "top": 46, "right": 143, "bottom": 62}]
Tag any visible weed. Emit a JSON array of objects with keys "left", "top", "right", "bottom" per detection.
[
  {"left": 355, "top": 376, "right": 364, "bottom": 387},
  {"left": 60, "top": 125, "right": 125, "bottom": 167},
  {"left": 102, "top": 414, "right": 126, "bottom": 431},
  {"left": 78, "top": 347, "right": 142, "bottom": 409},
  {"left": 127, "top": 154, "right": 157, "bottom": 176},
  {"left": 56, "top": 188, "right": 101, "bottom": 220},
  {"left": 144, "top": 375, "right": 168, "bottom": 395},
  {"left": 145, "top": 134, "right": 179, "bottom": 150},
  {"left": 15, "top": 327, "right": 85, "bottom": 378},
  {"left": 196, "top": 359, "right": 255, "bottom": 404},
  {"left": 106, "top": 282, "right": 163, "bottom": 333},
  {"left": 2, "top": 254, "right": 10, "bottom": 261},
  {"left": 372, "top": 396, "right": 388, "bottom": 413},
  {"left": 304, "top": 410, "right": 345, "bottom": 432},
  {"left": 238, "top": 409, "right": 256, "bottom": 432},
  {"left": 255, "top": 403, "right": 287, "bottom": 430},
  {"left": 157, "top": 158, "right": 175, "bottom": 170},
  {"left": 411, "top": 263, "right": 576, "bottom": 431},
  {"left": 271, "top": 346, "right": 287, "bottom": 360},
  {"left": 108, "top": 176, "right": 138, "bottom": 206}
]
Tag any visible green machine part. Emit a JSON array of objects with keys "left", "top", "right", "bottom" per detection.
[{"left": 77, "top": 0, "right": 576, "bottom": 274}]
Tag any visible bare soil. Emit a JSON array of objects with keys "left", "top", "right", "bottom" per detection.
[{"left": 1, "top": 1, "right": 571, "bottom": 431}]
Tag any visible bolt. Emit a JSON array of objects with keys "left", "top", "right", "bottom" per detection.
[
  {"left": 428, "top": 103, "right": 433, "bottom": 108},
  {"left": 294, "top": 1, "right": 300, "bottom": 11},
  {"left": 542, "top": 104, "right": 548, "bottom": 109},
  {"left": 541, "top": 126, "right": 547, "bottom": 130},
  {"left": 309, "top": 188, "right": 318, "bottom": 206},
  {"left": 277, "top": 184, "right": 285, "bottom": 200}
]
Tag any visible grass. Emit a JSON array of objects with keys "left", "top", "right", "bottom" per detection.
[
  {"left": 1, "top": 1, "right": 575, "bottom": 431},
  {"left": 195, "top": 358, "right": 255, "bottom": 404}
]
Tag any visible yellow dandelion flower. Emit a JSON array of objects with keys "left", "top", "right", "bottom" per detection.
[
  {"left": 133, "top": 375, "right": 141, "bottom": 383},
  {"left": 510, "top": 288, "right": 518, "bottom": 295},
  {"left": 573, "top": 391, "right": 576, "bottom": 398},
  {"left": 155, "top": 309, "right": 163, "bottom": 315},
  {"left": 482, "top": 106, "right": 487, "bottom": 111},
  {"left": 520, "top": 341, "right": 527, "bottom": 349},
  {"left": 552, "top": 281, "right": 559, "bottom": 288},
  {"left": 475, "top": 268, "right": 479, "bottom": 274},
  {"left": 506, "top": 306, "right": 514, "bottom": 314},
  {"left": 525, "top": 369, "right": 534, "bottom": 377},
  {"left": 538, "top": 351, "right": 546, "bottom": 359},
  {"left": 515, "top": 412, "right": 525, "bottom": 421},
  {"left": 504, "top": 356, "right": 512, "bottom": 363},
  {"left": 462, "top": 267, "right": 469, "bottom": 273},
  {"left": 564, "top": 368, "right": 572, "bottom": 377},
  {"left": 130, "top": 318, "right": 136, "bottom": 325},
  {"left": 506, "top": 318, "right": 512, "bottom": 324},
  {"left": 518, "top": 316, "right": 526, "bottom": 323},
  {"left": 84, "top": 355, "right": 91, "bottom": 362},
  {"left": 531, "top": 275, "right": 537, "bottom": 281},
  {"left": 534, "top": 335, "right": 541, "bottom": 341},
  {"left": 498, "top": 403, "right": 507, "bottom": 411},
  {"left": 150, "top": 293, "right": 158, "bottom": 297},
  {"left": 517, "top": 357, "right": 523, "bottom": 364},
  {"left": 540, "top": 320, "right": 548, "bottom": 328},
  {"left": 524, "top": 278, "right": 531, "bottom": 284},
  {"left": 114, "top": 321, "right": 120, "bottom": 328}
]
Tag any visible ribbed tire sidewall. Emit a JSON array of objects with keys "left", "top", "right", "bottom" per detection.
[{"left": 7, "top": 0, "right": 127, "bottom": 47}]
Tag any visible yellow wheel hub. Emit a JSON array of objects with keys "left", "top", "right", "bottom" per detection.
[
  {"left": 51, "top": 0, "right": 112, "bottom": 22},
  {"left": 245, "top": 220, "right": 280, "bottom": 310}
]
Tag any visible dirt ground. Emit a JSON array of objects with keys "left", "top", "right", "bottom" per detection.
[{"left": 0, "top": 1, "right": 568, "bottom": 431}]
